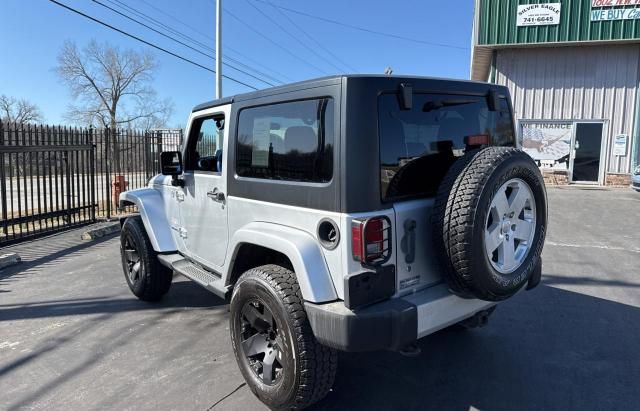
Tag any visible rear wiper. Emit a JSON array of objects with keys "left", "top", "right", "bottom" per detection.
[{"left": 423, "top": 99, "right": 476, "bottom": 112}]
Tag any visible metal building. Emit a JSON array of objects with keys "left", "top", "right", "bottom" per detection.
[{"left": 471, "top": 0, "right": 640, "bottom": 186}]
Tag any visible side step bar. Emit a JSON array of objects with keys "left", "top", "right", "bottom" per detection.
[{"left": 158, "top": 254, "right": 230, "bottom": 300}]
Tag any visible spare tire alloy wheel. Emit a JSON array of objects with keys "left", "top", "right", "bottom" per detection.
[
  {"left": 484, "top": 178, "right": 536, "bottom": 274},
  {"left": 433, "top": 147, "right": 547, "bottom": 301}
]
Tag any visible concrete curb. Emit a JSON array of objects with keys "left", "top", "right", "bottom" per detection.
[
  {"left": 0, "top": 253, "right": 21, "bottom": 269},
  {"left": 81, "top": 223, "right": 121, "bottom": 240}
]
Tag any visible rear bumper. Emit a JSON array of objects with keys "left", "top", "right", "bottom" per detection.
[{"left": 305, "top": 283, "right": 495, "bottom": 352}]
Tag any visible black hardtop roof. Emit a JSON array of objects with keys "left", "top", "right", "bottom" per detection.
[{"left": 191, "top": 74, "right": 502, "bottom": 112}]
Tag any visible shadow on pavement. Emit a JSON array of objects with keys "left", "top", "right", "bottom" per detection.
[
  {"left": 0, "top": 232, "right": 119, "bottom": 291},
  {"left": 0, "top": 279, "right": 228, "bottom": 410},
  {"left": 543, "top": 274, "right": 640, "bottom": 288},
  {"left": 310, "top": 285, "right": 640, "bottom": 411},
  {"left": 0, "top": 280, "right": 227, "bottom": 322}
]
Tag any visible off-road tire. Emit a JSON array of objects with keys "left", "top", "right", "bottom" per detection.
[
  {"left": 120, "top": 216, "right": 173, "bottom": 301},
  {"left": 230, "top": 265, "right": 337, "bottom": 410},
  {"left": 432, "top": 147, "right": 547, "bottom": 301}
]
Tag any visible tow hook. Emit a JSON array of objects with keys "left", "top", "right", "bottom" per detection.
[
  {"left": 459, "top": 307, "right": 496, "bottom": 329},
  {"left": 398, "top": 343, "right": 422, "bottom": 357}
]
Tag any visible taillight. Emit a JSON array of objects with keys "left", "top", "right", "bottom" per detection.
[
  {"left": 465, "top": 134, "right": 490, "bottom": 146},
  {"left": 351, "top": 216, "right": 391, "bottom": 266}
]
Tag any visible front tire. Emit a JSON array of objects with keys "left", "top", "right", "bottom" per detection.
[
  {"left": 230, "top": 265, "right": 337, "bottom": 410},
  {"left": 120, "top": 216, "right": 173, "bottom": 301}
]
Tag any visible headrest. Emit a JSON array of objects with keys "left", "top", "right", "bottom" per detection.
[{"left": 284, "top": 126, "right": 317, "bottom": 153}]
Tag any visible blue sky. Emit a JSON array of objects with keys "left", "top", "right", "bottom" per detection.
[{"left": 0, "top": 0, "right": 474, "bottom": 128}]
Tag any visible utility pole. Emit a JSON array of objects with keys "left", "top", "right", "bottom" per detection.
[{"left": 215, "top": 0, "right": 222, "bottom": 99}]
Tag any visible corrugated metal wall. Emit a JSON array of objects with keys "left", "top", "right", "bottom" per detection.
[
  {"left": 495, "top": 44, "right": 639, "bottom": 173},
  {"left": 479, "top": 0, "right": 640, "bottom": 45}
]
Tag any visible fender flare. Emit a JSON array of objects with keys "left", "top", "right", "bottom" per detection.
[
  {"left": 227, "top": 222, "right": 338, "bottom": 303},
  {"left": 119, "top": 189, "right": 177, "bottom": 252}
]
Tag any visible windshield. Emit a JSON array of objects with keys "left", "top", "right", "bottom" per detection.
[{"left": 378, "top": 92, "right": 515, "bottom": 202}]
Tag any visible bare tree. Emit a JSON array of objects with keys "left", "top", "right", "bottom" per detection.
[
  {"left": 0, "top": 95, "right": 44, "bottom": 124},
  {"left": 55, "top": 40, "right": 173, "bottom": 173},
  {"left": 130, "top": 107, "right": 173, "bottom": 131}
]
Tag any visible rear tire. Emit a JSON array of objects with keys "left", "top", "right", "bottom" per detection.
[
  {"left": 230, "top": 265, "right": 337, "bottom": 410},
  {"left": 120, "top": 216, "right": 173, "bottom": 301}
]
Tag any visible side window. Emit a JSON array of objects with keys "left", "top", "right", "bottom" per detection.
[
  {"left": 236, "top": 98, "right": 334, "bottom": 183},
  {"left": 186, "top": 115, "right": 225, "bottom": 172}
]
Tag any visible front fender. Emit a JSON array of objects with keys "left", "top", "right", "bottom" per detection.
[
  {"left": 119, "top": 188, "right": 177, "bottom": 252},
  {"left": 227, "top": 222, "right": 337, "bottom": 303}
]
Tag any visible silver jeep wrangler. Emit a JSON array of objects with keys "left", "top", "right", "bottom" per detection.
[{"left": 119, "top": 75, "right": 547, "bottom": 410}]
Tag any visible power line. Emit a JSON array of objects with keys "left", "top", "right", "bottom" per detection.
[
  {"left": 109, "top": 0, "right": 284, "bottom": 85},
  {"left": 244, "top": 0, "right": 343, "bottom": 74},
  {"left": 250, "top": 0, "right": 469, "bottom": 51},
  {"left": 223, "top": 7, "right": 329, "bottom": 75},
  {"left": 260, "top": 0, "right": 358, "bottom": 73},
  {"left": 92, "top": 0, "right": 276, "bottom": 87},
  {"left": 47, "top": 0, "right": 258, "bottom": 90},
  {"left": 112, "top": 0, "right": 216, "bottom": 52},
  {"left": 133, "top": 0, "right": 293, "bottom": 84}
]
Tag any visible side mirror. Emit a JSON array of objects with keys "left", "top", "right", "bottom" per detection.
[
  {"left": 161, "top": 151, "right": 184, "bottom": 187},
  {"left": 161, "top": 151, "right": 183, "bottom": 176}
]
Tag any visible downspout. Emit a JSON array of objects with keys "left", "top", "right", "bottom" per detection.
[
  {"left": 489, "top": 50, "right": 497, "bottom": 84},
  {"left": 632, "top": 98, "right": 640, "bottom": 174},
  {"left": 631, "top": 53, "right": 640, "bottom": 173}
]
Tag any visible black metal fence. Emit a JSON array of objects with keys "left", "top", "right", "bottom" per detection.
[
  {"left": 0, "top": 121, "right": 182, "bottom": 245},
  {"left": 94, "top": 128, "right": 182, "bottom": 219},
  {"left": 0, "top": 122, "right": 96, "bottom": 244}
]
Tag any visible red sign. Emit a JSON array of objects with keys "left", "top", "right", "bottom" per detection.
[{"left": 592, "top": 0, "right": 640, "bottom": 7}]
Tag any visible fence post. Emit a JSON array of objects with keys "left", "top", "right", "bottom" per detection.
[
  {"left": 143, "top": 131, "right": 150, "bottom": 180},
  {"left": 0, "top": 121, "right": 8, "bottom": 237},
  {"left": 89, "top": 125, "right": 96, "bottom": 222},
  {"left": 105, "top": 126, "right": 111, "bottom": 220},
  {"left": 64, "top": 127, "right": 72, "bottom": 225},
  {"left": 156, "top": 130, "right": 163, "bottom": 174}
]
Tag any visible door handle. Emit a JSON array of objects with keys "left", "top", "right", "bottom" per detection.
[{"left": 207, "top": 188, "right": 225, "bottom": 203}]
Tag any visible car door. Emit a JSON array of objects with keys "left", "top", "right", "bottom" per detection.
[{"left": 178, "top": 106, "right": 230, "bottom": 271}]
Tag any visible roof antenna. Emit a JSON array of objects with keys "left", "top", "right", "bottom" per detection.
[{"left": 384, "top": 67, "right": 393, "bottom": 75}]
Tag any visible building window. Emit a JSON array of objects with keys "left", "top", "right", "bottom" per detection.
[{"left": 520, "top": 121, "right": 572, "bottom": 170}]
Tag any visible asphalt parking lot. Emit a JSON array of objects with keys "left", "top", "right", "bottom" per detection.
[{"left": 1, "top": 187, "right": 639, "bottom": 411}]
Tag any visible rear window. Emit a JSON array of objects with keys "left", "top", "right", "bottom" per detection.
[
  {"left": 379, "top": 93, "right": 514, "bottom": 202},
  {"left": 236, "top": 98, "right": 334, "bottom": 183}
]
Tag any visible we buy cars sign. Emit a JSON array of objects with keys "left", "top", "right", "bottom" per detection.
[{"left": 592, "top": 0, "right": 640, "bottom": 6}]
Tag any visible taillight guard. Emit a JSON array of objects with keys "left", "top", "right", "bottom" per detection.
[{"left": 351, "top": 216, "right": 392, "bottom": 266}]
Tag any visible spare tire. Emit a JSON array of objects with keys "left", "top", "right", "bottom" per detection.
[{"left": 432, "top": 147, "right": 547, "bottom": 301}]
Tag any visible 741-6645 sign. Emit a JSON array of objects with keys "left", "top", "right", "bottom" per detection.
[{"left": 517, "top": 3, "right": 562, "bottom": 26}]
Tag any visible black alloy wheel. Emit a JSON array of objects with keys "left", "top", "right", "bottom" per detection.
[{"left": 239, "top": 299, "right": 285, "bottom": 385}]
